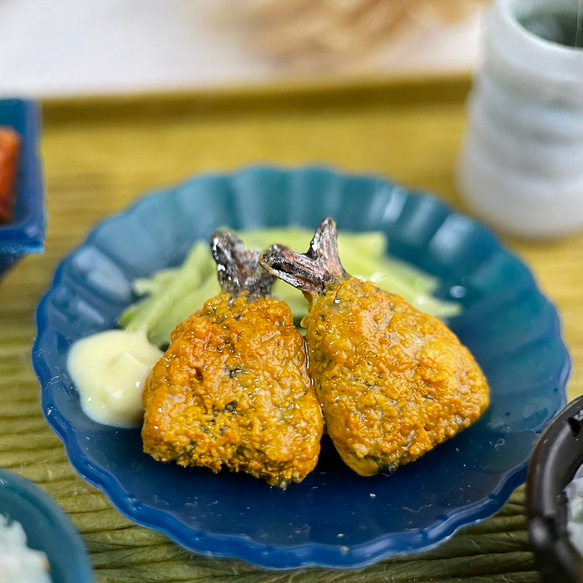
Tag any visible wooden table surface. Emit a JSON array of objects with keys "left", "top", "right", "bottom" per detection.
[{"left": 1, "top": 75, "right": 581, "bottom": 582}]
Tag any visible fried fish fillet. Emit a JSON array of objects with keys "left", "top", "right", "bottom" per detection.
[
  {"left": 142, "top": 232, "right": 323, "bottom": 487},
  {"left": 261, "top": 218, "right": 489, "bottom": 477}
]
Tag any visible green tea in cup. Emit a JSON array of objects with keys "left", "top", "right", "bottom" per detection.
[{"left": 519, "top": 8, "right": 583, "bottom": 48}]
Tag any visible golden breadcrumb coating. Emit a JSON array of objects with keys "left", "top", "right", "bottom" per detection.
[
  {"left": 142, "top": 292, "right": 323, "bottom": 487},
  {"left": 260, "top": 218, "right": 490, "bottom": 478},
  {"left": 306, "top": 277, "right": 489, "bottom": 476}
]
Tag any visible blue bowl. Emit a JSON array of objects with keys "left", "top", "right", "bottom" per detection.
[
  {"left": 0, "top": 99, "right": 45, "bottom": 280},
  {"left": 32, "top": 166, "right": 570, "bottom": 569},
  {"left": 0, "top": 468, "right": 93, "bottom": 582}
]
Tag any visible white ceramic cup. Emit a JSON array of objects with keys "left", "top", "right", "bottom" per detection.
[{"left": 457, "top": 0, "right": 583, "bottom": 238}]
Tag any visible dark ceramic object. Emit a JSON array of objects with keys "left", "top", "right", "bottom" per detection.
[{"left": 527, "top": 395, "right": 583, "bottom": 582}]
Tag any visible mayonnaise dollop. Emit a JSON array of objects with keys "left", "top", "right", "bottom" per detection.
[{"left": 67, "top": 330, "right": 163, "bottom": 428}]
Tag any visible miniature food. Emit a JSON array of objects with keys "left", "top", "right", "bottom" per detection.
[
  {"left": 120, "top": 228, "right": 461, "bottom": 348},
  {"left": 0, "top": 515, "right": 51, "bottom": 583},
  {"left": 67, "top": 330, "right": 163, "bottom": 428},
  {"left": 142, "top": 232, "right": 324, "bottom": 488},
  {"left": 0, "top": 128, "right": 20, "bottom": 224},
  {"left": 261, "top": 218, "right": 490, "bottom": 476}
]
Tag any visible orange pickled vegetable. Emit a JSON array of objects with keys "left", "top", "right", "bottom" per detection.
[{"left": 0, "top": 128, "right": 20, "bottom": 224}]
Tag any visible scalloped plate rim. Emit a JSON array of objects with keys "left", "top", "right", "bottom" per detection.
[{"left": 32, "top": 165, "right": 571, "bottom": 570}]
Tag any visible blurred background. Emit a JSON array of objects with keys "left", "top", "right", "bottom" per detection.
[{"left": 0, "top": 0, "right": 486, "bottom": 98}]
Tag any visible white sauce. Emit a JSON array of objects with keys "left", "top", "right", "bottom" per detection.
[{"left": 67, "top": 330, "right": 163, "bottom": 428}]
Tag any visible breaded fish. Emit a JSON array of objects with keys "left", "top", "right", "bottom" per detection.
[
  {"left": 142, "top": 232, "right": 324, "bottom": 487},
  {"left": 261, "top": 218, "right": 489, "bottom": 477}
]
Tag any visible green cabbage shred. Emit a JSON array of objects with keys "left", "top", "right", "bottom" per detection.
[{"left": 119, "top": 228, "right": 461, "bottom": 348}]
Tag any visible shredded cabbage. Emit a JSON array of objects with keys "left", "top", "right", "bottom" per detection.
[{"left": 120, "top": 228, "right": 461, "bottom": 347}]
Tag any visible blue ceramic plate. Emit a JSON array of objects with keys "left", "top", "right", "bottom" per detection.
[
  {"left": 0, "top": 99, "right": 45, "bottom": 280},
  {"left": 0, "top": 468, "right": 93, "bottom": 582},
  {"left": 32, "top": 167, "right": 570, "bottom": 570}
]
